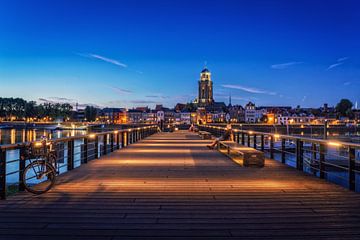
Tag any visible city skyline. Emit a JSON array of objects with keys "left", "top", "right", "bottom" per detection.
[{"left": 1, "top": 0, "right": 360, "bottom": 108}]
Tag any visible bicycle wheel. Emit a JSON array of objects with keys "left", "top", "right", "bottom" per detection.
[{"left": 22, "top": 160, "right": 56, "bottom": 194}]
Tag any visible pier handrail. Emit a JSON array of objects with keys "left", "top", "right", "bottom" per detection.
[
  {"left": 199, "top": 124, "right": 360, "bottom": 192},
  {"left": 0, "top": 125, "right": 159, "bottom": 199}
]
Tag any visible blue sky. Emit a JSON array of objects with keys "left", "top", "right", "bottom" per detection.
[{"left": 0, "top": 0, "right": 359, "bottom": 108}]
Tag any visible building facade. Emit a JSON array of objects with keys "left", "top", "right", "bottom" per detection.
[{"left": 197, "top": 68, "right": 214, "bottom": 107}]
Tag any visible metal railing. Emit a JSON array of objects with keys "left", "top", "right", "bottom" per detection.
[
  {"left": 0, "top": 125, "right": 158, "bottom": 199},
  {"left": 198, "top": 125, "right": 360, "bottom": 192}
]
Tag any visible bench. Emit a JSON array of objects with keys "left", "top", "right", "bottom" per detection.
[
  {"left": 218, "top": 141, "right": 265, "bottom": 168},
  {"left": 198, "top": 131, "right": 212, "bottom": 139}
]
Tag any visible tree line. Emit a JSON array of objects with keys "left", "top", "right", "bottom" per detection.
[{"left": 0, "top": 97, "right": 73, "bottom": 120}]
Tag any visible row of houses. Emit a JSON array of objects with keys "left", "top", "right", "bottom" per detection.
[{"left": 76, "top": 102, "right": 347, "bottom": 125}]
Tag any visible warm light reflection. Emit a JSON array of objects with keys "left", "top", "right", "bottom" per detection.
[
  {"left": 328, "top": 141, "right": 341, "bottom": 147},
  {"left": 10, "top": 129, "right": 16, "bottom": 144}
]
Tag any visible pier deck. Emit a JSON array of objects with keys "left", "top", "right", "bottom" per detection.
[{"left": 0, "top": 131, "right": 360, "bottom": 239}]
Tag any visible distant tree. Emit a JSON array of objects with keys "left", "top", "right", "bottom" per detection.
[
  {"left": 85, "top": 106, "right": 98, "bottom": 121},
  {"left": 336, "top": 99, "right": 353, "bottom": 118},
  {"left": 60, "top": 103, "right": 73, "bottom": 118},
  {"left": 25, "top": 101, "right": 37, "bottom": 119}
]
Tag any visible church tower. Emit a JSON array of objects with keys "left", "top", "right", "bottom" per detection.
[{"left": 198, "top": 68, "right": 214, "bottom": 106}]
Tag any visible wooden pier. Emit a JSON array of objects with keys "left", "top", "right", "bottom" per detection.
[{"left": 0, "top": 131, "right": 359, "bottom": 239}]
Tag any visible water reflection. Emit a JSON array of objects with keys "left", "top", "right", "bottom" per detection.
[{"left": 0, "top": 128, "right": 87, "bottom": 145}]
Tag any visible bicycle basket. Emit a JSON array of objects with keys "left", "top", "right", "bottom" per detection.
[{"left": 30, "top": 143, "right": 46, "bottom": 157}]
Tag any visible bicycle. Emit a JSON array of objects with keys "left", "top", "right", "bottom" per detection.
[{"left": 21, "top": 136, "right": 58, "bottom": 194}]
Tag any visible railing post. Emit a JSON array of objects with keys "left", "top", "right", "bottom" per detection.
[
  {"left": 236, "top": 132, "right": 240, "bottom": 143},
  {"left": 127, "top": 131, "right": 131, "bottom": 145},
  {"left": 19, "top": 146, "right": 26, "bottom": 191},
  {"left": 312, "top": 143, "right": 317, "bottom": 161},
  {"left": 261, "top": 134, "right": 264, "bottom": 152},
  {"left": 116, "top": 132, "right": 120, "bottom": 149},
  {"left": 103, "top": 134, "right": 107, "bottom": 155},
  {"left": 83, "top": 137, "right": 88, "bottom": 164},
  {"left": 241, "top": 133, "right": 245, "bottom": 145},
  {"left": 253, "top": 134, "right": 257, "bottom": 149},
  {"left": 110, "top": 133, "right": 114, "bottom": 152},
  {"left": 281, "top": 138, "right": 286, "bottom": 164},
  {"left": 121, "top": 132, "right": 126, "bottom": 148},
  {"left": 0, "top": 148, "right": 6, "bottom": 199},
  {"left": 270, "top": 136, "right": 274, "bottom": 159},
  {"left": 296, "top": 139, "right": 303, "bottom": 171},
  {"left": 348, "top": 147, "right": 355, "bottom": 191},
  {"left": 67, "top": 140, "right": 74, "bottom": 171},
  {"left": 319, "top": 143, "right": 325, "bottom": 179},
  {"left": 247, "top": 134, "right": 250, "bottom": 147},
  {"left": 94, "top": 135, "right": 99, "bottom": 159}
]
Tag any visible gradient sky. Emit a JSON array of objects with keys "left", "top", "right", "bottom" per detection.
[{"left": 1, "top": 0, "right": 360, "bottom": 109}]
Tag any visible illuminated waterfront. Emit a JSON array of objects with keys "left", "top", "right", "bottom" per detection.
[{"left": 0, "top": 128, "right": 88, "bottom": 145}]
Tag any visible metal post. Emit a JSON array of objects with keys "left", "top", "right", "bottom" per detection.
[
  {"left": 67, "top": 140, "right": 74, "bottom": 171},
  {"left": 312, "top": 143, "right": 317, "bottom": 161},
  {"left": 110, "top": 133, "right": 114, "bottom": 152},
  {"left": 253, "top": 134, "right": 257, "bottom": 149},
  {"left": 247, "top": 134, "right": 250, "bottom": 147},
  {"left": 348, "top": 147, "right": 356, "bottom": 191},
  {"left": 241, "top": 133, "right": 245, "bottom": 145},
  {"left": 19, "top": 146, "right": 26, "bottom": 191},
  {"left": 83, "top": 137, "right": 88, "bottom": 164},
  {"left": 296, "top": 139, "right": 303, "bottom": 171},
  {"left": 319, "top": 143, "right": 326, "bottom": 179},
  {"left": 121, "top": 132, "right": 126, "bottom": 148},
  {"left": 324, "top": 120, "right": 328, "bottom": 140},
  {"left": 270, "top": 136, "right": 274, "bottom": 159},
  {"left": 127, "top": 131, "right": 130, "bottom": 145},
  {"left": 261, "top": 134, "right": 264, "bottom": 152},
  {"left": 0, "top": 148, "right": 6, "bottom": 199},
  {"left": 281, "top": 138, "right": 286, "bottom": 164},
  {"left": 95, "top": 135, "right": 99, "bottom": 159},
  {"left": 116, "top": 132, "right": 120, "bottom": 149},
  {"left": 103, "top": 134, "right": 107, "bottom": 155}
]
